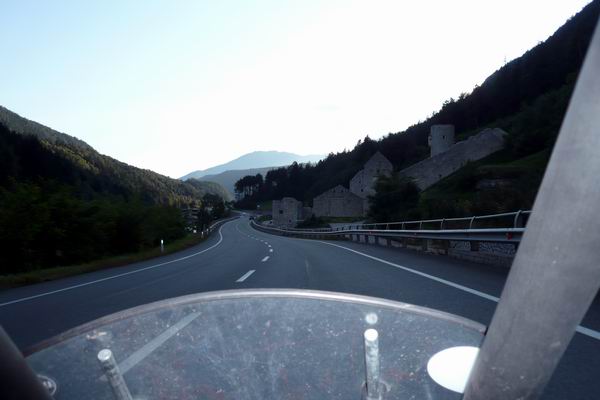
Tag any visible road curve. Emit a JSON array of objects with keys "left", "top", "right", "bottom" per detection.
[{"left": 0, "top": 216, "right": 599, "bottom": 399}]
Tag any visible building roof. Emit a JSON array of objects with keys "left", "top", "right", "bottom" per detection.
[{"left": 365, "top": 151, "right": 393, "bottom": 170}]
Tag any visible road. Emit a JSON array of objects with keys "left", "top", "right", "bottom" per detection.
[{"left": 0, "top": 216, "right": 599, "bottom": 399}]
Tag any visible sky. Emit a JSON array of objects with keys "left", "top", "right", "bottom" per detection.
[{"left": 0, "top": 0, "right": 593, "bottom": 178}]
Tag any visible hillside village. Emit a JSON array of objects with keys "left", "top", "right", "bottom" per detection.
[{"left": 270, "top": 124, "right": 507, "bottom": 227}]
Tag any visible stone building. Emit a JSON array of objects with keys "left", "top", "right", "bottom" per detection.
[
  {"left": 311, "top": 152, "right": 394, "bottom": 218},
  {"left": 428, "top": 124, "right": 455, "bottom": 157},
  {"left": 312, "top": 185, "right": 364, "bottom": 218},
  {"left": 400, "top": 127, "right": 507, "bottom": 190},
  {"left": 349, "top": 151, "right": 393, "bottom": 214},
  {"left": 272, "top": 197, "right": 303, "bottom": 227}
]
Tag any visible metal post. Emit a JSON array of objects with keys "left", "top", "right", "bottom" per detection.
[
  {"left": 465, "top": 18, "right": 600, "bottom": 400},
  {"left": 363, "top": 329, "right": 382, "bottom": 400},
  {"left": 97, "top": 349, "right": 133, "bottom": 400},
  {"left": 513, "top": 209, "right": 522, "bottom": 228},
  {"left": 0, "top": 327, "right": 54, "bottom": 399}
]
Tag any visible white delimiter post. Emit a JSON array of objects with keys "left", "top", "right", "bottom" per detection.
[{"left": 464, "top": 17, "right": 600, "bottom": 400}]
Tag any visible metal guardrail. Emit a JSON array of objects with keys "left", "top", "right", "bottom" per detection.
[
  {"left": 252, "top": 210, "right": 529, "bottom": 244},
  {"left": 284, "top": 210, "right": 531, "bottom": 233},
  {"left": 198, "top": 215, "right": 239, "bottom": 238}
]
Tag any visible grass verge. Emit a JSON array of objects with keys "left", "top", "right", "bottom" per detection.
[{"left": 0, "top": 233, "right": 210, "bottom": 290}]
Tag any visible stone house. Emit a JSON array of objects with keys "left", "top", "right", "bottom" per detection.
[
  {"left": 349, "top": 151, "right": 393, "bottom": 214},
  {"left": 312, "top": 185, "right": 364, "bottom": 218},
  {"left": 272, "top": 197, "right": 303, "bottom": 227}
]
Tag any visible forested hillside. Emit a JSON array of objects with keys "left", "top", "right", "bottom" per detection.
[
  {"left": 0, "top": 110, "right": 228, "bottom": 274},
  {"left": 0, "top": 106, "right": 230, "bottom": 205},
  {"left": 235, "top": 0, "right": 600, "bottom": 218}
]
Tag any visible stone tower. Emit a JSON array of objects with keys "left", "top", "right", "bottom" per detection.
[{"left": 428, "top": 125, "right": 455, "bottom": 157}]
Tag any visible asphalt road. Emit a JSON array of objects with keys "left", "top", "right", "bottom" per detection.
[{"left": 0, "top": 216, "right": 599, "bottom": 399}]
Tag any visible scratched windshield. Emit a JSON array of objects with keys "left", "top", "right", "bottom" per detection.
[{"left": 25, "top": 290, "right": 484, "bottom": 399}]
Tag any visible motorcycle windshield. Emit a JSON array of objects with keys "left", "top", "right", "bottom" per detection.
[{"left": 25, "top": 289, "right": 485, "bottom": 399}]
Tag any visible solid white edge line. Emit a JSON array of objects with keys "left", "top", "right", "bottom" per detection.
[
  {"left": 316, "top": 241, "right": 499, "bottom": 302},
  {"left": 261, "top": 256, "right": 270, "bottom": 262},
  {"left": 0, "top": 221, "right": 233, "bottom": 307},
  {"left": 236, "top": 270, "right": 256, "bottom": 283},
  {"left": 314, "top": 240, "right": 600, "bottom": 342}
]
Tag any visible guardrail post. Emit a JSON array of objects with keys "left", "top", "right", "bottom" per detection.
[
  {"left": 470, "top": 241, "right": 479, "bottom": 252},
  {"left": 469, "top": 216, "right": 476, "bottom": 229},
  {"left": 422, "top": 238, "right": 428, "bottom": 252},
  {"left": 513, "top": 210, "right": 523, "bottom": 228},
  {"left": 440, "top": 219, "right": 445, "bottom": 230}
]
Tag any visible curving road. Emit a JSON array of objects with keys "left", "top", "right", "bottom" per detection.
[{"left": 0, "top": 216, "right": 599, "bottom": 399}]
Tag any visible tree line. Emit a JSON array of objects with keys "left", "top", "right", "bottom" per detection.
[{"left": 0, "top": 123, "right": 226, "bottom": 274}]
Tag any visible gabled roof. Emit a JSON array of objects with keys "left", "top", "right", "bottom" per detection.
[
  {"left": 314, "top": 184, "right": 350, "bottom": 199},
  {"left": 365, "top": 151, "right": 393, "bottom": 169}
]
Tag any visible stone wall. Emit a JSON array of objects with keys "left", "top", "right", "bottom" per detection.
[
  {"left": 400, "top": 128, "right": 507, "bottom": 190},
  {"left": 313, "top": 185, "right": 364, "bottom": 218}
]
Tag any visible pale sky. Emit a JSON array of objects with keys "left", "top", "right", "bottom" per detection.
[{"left": 0, "top": 0, "right": 592, "bottom": 178}]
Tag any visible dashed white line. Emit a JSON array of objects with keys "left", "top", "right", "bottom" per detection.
[
  {"left": 261, "top": 256, "right": 270, "bottom": 262},
  {"left": 0, "top": 222, "right": 233, "bottom": 308},
  {"left": 236, "top": 270, "right": 256, "bottom": 282},
  {"left": 269, "top": 249, "right": 273, "bottom": 253}
]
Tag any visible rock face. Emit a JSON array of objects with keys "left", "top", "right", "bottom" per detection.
[
  {"left": 400, "top": 128, "right": 507, "bottom": 190},
  {"left": 272, "top": 197, "right": 303, "bottom": 227},
  {"left": 312, "top": 185, "right": 364, "bottom": 218}
]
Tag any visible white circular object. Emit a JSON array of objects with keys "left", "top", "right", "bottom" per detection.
[
  {"left": 365, "top": 313, "right": 378, "bottom": 325},
  {"left": 364, "top": 328, "right": 378, "bottom": 342},
  {"left": 97, "top": 349, "right": 112, "bottom": 362},
  {"left": 427, "top": 346, "right": 479, "bottom": 393}
]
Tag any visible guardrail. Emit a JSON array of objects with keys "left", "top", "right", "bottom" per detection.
[
  {"left": 198, "top": 215, "right": 239, "bottom": 238},
  {"left": 251, "top": 210, "right": 531, "bottom": 245}
]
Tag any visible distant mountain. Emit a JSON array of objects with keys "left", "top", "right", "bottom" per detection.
[
  {"left": 180, "top": 151, "right": 324, "bottom": 180},
  {"left": 0, "top": 105, "right": 230, "bottom": 204},
  {"left": 191, "top": 166, "right": 276, "bottom": 197}
]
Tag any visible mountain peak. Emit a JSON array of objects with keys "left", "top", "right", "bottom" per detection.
[{"left": 180, "top": 150, "right": 324, "bottom": 180}]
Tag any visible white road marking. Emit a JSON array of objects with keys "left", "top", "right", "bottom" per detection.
[
  {"left": 261, "top": 256, "right": 270, "bottom": 262},
  {"left": 0, "top": 221, "right": 233, "bottom": 308},
  {"left": 119, "top": 311, "right": 200, "bottom": 374},
  {"left": 315, "top": 240, "right": 600, "bottom": 341},
  {"left": 269, "top": 249, "right": 273, "bottom": 253},
  {"left": 236, "top": 270, "right": 256, "bottom": 282}
]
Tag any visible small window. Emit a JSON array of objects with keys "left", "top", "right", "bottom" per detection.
[
  {"left": 443, "top": 135, "right": 445, "bottom": 139},
  {"left": 279, "top": 210, "right": 283, "bottom": 214}
]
